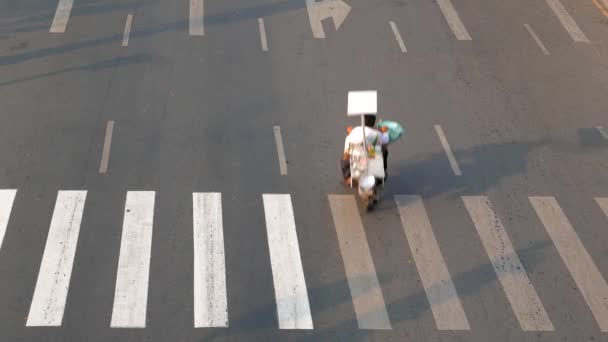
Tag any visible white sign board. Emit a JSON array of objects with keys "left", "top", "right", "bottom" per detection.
[{"left": 347, "top": 91, "right": 377, "bottom": 116}]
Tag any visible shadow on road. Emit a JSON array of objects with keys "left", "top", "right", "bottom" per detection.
[{"left": 0, "top": 53, "right": 153, "bottom": 87}]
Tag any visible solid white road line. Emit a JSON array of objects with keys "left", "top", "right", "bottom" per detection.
[
  {"left": 530, "top": 196, "right": 608, "bottom": 331},
  {"left": 596, "top": 198, "right": 608, "bottom": 217},
  {"left": 0, "top": 189, "right": 16, "bottom": 251},
  {"left": 50, "top": 0, "right": 74, "bottom": 33},
  {"left": 27, "top": 191, "right": 87, "bottom": 326},
  {"left": 328, "top": 195, "right": 392, "bottom": 330},
  {"left": 111, "top": 191, "right": 155, "bottom": 328},
  {"left": 436, "top": 0, "right": 472, "bottom": 40},
  {"left": 258, "top": 18, "right": 269, "bottom": 52},
  {"left": 524, "top": 24, "right": 550, "bottom": 56},
  {"left": 273, "top": 126, "right": 288, "bottom": 175},
  {"left": 463, "top": 196, "right": 554, "bottom": 331},
  {"left": 122, "top": 15, "right": 133, "bottom": 47},
  {"left": 99, "top": 121, "right": 115, "bottom": 174},
  {"left": 193, "top": 193, "right": 228, "bottom": 328},
  {"left": 389, "top": 21, "right": 407, "bottom": 53},
  {"left": 189, "top": 0, "right": 205, "bottom": 36},
  {"left": 263, "top": 194, "right": 313, "bottom": 329},
  {"left": 544, "top": 0, "right": 589, "bottom": 43},
  {"left": 434, "top": 125, "right": 462, "bottom": 176},
  {"left": 596, "top": 126, "right": 608, "bottom": 140},
  {"left": 394, "top": 195, "right": 470, "bottom": 330}
]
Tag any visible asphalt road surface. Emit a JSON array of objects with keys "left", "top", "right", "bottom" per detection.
[{"left": 2, "top": 0, "right": 608, "bottom": 340}]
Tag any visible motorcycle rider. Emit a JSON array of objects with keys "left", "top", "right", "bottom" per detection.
[{"left": 341, "top": 115, "right": 389, "bottom": 185}]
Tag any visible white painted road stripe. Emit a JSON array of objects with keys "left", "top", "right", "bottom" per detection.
[
  {"left": 544, "top": 0, "right": 589, "bottom": 43},
  {"left": 50, "top": 0, "right": 73, "bottom": 33},
  {"left": 193, "top": 193, "right": 228, "bottom": 328},
  {"left": 111, "top": 191, "right": 155, "bottom": 328},
  {"left": 530, "top": 196, "right": 608, "bottom": 331},
  {"left": 99, "top": 120, "right": 115, "bottom": 174},
  {"left": 394, "top": 195, "right": 470, "bottom": 330},
  {"left": 436, "top": 0, "right": 472, "bottom": 40},
  {"left": 596, "top": 126, "right": 608, "bottom": 140},
  {"left": 463, "top": 196, "right": 554, "bottom": 331},
  {"left": 258, "top": 18, "right": 269, "bottom": 52},
  {"left": 596, "top": 198, "right": 608, "bottom": 217},
  {"left": 189, "top": 0, "right": 205, "bottom": 36},
  {"left": 122, "top": 15, "right": 133, "bottom": 47},
  {"left": 434, "top": 125, "right": 462, "bottom": 176},
  {"left": 0, "top": 189, "right": 16, "bottom": 251},
  {"left": 389, "top": 21, "right": 407, "bottom": 53},
  {"left": 328, "top": 195, "right": 391, "bottom": 330},
  {"left": 273, "top": 126, "right": 288, "bottom": 175},
  {"left": 27, "top": 191, "right": 87, "bottom": 326},
  {"left": 263, "top": 194, "right": 313, "bottom": 329},
  {"left": 524, "top": 24, "right": 550, "bottom": 55}
]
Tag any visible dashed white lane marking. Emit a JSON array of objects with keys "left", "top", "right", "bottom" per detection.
[
  {"left": 394, "top": 195, "right": 470, "bottom": 330},
  {"left": 544, "top": 0, "right": 589, "bottom": 43},
  {"left": 27, "top": 191, "right": 87, "bottom": 326},
  {"left": 0, "top": 189, "right": 16, "bottom": 251},
  {"left": 122, "top": 15, "right": 133, "bottom": 47},
  {"left": 190, "top": 0, "right": 205, "bottom": 36},
  {"left": 596, "top": 126, "right": 608, "bottom": 139},
  {"left": 436, "top": 0, "right": 472, "bottom": 41},
  {"left": 258, "top": 18, "right": 269, "bottom": 52},
  {"left": 263, "top": 194, "right": 313, "bottom": 329},
  {"left": 524, "top": 24, "right": 550, "bottom": 55},
  {"left": 193, "top": 193, "right": 228, "bottom": 328},
  {"left": 530, "top": 196, "right": 608, "bottom": 332},
  {"left": 463, "top": 196, "right": 554, "bottom": 331},
  {"left": 99, "top": 120, "right": 115, "bottom": 174},
  {"left": 389, "top": 21, "right": 407, "bottom": 53},
  {"left": 50, "top": 0, "right": 74, "bottom": 33},
  {"left": 273, "top": 126, "right": 288, "bottom": 175},
  {"left": 328, "top": 195, "right": 392, "bottom": 330},
  {"left": 434, "top": 125, "right": 462, "bottom": 176},
  {"left": 111, "top": 191, "right": 155, "bottom": 328}
]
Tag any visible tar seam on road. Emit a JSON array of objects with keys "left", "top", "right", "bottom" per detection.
[
  {"left": 27, "top": 191, "right": 87, "bottom": 327},
  {"left": 434, "top": 125, "right": 462, "bottom": 176},
  {"left": 263, "top": 194, "right": 314, "bottom": 329},
  {"left": 122, "top": 15, "right": 133, "bottom": 47},
  {"left": 190, "top": 0, "right": 205, "bottom": 36},
  {"left": 328, "top": 195, "right": 392, "bottom": 330},
  {"left": 99, "top": 120, "right": 115, "bottom": 174},
  {"left": 389, "top": 21, "right": 407, "bottom": 53},
  {"left": 463, "top": 196, "right": 554, "bottom": 331},
  {"left": 394, "top": 195, "right": 470, "bottom": 330},
  {"left": 111, "top": 191, "right": 155, "bottom": 328},
  {"left": 524, "top": 24, "right": 550, "bottom": 55},
  {"left": 596, "top": 126, "right": 608, "bottom": 139},
  {"left": 531, "top": 197, "right": 608, "bottom": 332},
  {"left": 50, "top": 0, "right": 73, "bottom": 33},
  {"left": 273, "top": 126, "right": 288, "bottom": 175},
  {"left": 193, "top": 193, "right": 228, "bottom": 328},
  {"left": 0, "top": 190, "right": 16, "bottom": 251},
  {"left": 544, "top": 0, "right": 589, "bottom": 43},
  {"left": 436, "top": 0, "right": 472, "bottom": 40},
  {"left": 258, "top": 18, "right": 269, "bottom": 51}
]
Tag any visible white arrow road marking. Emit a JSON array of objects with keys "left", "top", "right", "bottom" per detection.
[{"left": 306, "top": 0, "right": 351, "bottom": 39}]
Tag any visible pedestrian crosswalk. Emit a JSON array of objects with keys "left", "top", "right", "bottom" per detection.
[{"left": 2, "top": 189, "right": 608, "bottom": 331}]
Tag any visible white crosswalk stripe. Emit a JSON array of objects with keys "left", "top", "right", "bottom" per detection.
[
  {"left": 328, "top": 194, "right": 392, "bottom": 330},
  {"left": 193, "top": 193, "right": 228, "bottom": 328},
  {"left": 3, "top": 189, "right": 608, "bottom": 331},
  {"left": 394, "top": 195, "right": 470, "bottom": 330},
  {"left": 463, "top": 196, "right": 554, "bottom": 331},
  {"left": 0, "top": 189, "right": 16, "bottom": 251},
  {"left": 263, "top": 194, "right": 313, "bottom": 329},
  {"left": 531, "top": 196, "right": 608, "bottom": 332},
  {"left": 111, "top": 191, "right": 155, "bottom": 328},
  {"left": 27, "top": 190, "right": 87, "bottom": 326}
]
